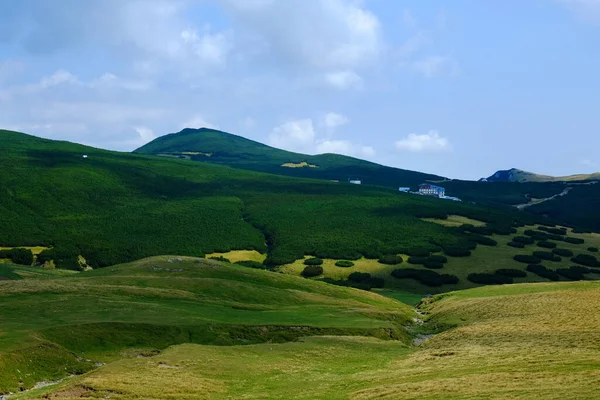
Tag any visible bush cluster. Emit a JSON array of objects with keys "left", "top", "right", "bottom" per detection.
[
  {"left": 524, "top": 230, "right": 549, "bottom": 241},
  {"left": 552, "top": 248, "right": 574, "bottom": 257},
  {"left": 335, "top": 260, "right": 355, "bottom": 268},
  {"left": 507, "top": 241, "right": 525, "bottom": 249},
  {"left": 495, "top": 268, "right": 527, "bottom": 278},
  {"left": 537, "top": 241, "right": 557, "bottom": 249},
  {"left": 0, "top": 248, "right": 34, "bottom": 266},
  {"left": 391, "top": 268, "right": 459, "bottom": 287},
  {"left": 467, "top": 273, "right": 513, "bottom": 285},
  {"left": 526, "top": 264, "right": 560, "bottom": 281},
  {"left": 564, "top": 237, "right": 585, "bottom": 245},
  {"left": 588, "top": 247, "right": 599, "bottom": 253},
  {"left": 467, "top": 234, "right": 498, "bottom": 247},
  {"left": 405, "top": 248, "right": 431, "bottom": 257},
  {"left": 557, "top": 266, "right": 592, "bottom": 281},
  {"left": 377, "top": 255, "right": 403, "bottom": 265},
  {"left": 348, "top": 272, "right": 385, "bottom": 289},
  {"left": 209, "top": 256, "right": 231, "bottom": 263},
  {"left": 444, "top": 247, "right": 472, "bottom": 257},
  {"left": 533, "top": 251, "right": 561, "bottom": 262},
  {"left": 408, "top": 256, "right": 427, "bottom": 265},
  {"left": 514, "top": 254, "right": 541, "bottom": 264},
  {"left": 513, "top": 236, "right": 535, "bottom": 245},
  {"left": 234, "top": 260, "right": 267, "bottom": 270},
  {"left": 571, "top": 254, "right": 600, "bottom": 268},
  {"left": 304, "top": 257, "right": 324, "bottom": 266},
  {"left": 538, "top": 226, "right": 567, "bottom": 235},
  {"left": 301, "top": 265, "right": 323, "bottom": 277}
]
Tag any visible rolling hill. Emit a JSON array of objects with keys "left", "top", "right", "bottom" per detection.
[
  {"left": 134, "top": 127, "right": 446, "bottom": 189},
  {"left": 5, "top": 261, "right": 600, "bottom": 399},
  {"left": 485, "top": 167, "right": 600, "bottom": 183}
]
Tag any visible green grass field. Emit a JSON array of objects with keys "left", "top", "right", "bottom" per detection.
[{"left": 10, "top": 277, "right": 600, "bottom": 399}]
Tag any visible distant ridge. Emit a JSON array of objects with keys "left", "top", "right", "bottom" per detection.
[
  {"left": 135, "top": 127, "right": 446, "bottom": 189},
  {"left": 483, "top": 168, "right": 600, "bottom": 183}
]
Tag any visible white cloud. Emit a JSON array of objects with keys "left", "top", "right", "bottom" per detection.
[
  {"left": 410, "top": 56, "right": 460, "bottom": 78},
  {"left": 134, "top": 126, "right": 156, "bottom": 143},
  {"left": 323, "top": 112, "right": 349, "bottom": 131},
  {"left": 180, "top": 116, "right": 218, "bottom": 130},
  {"left": 395, "top": 131, "right": 451, "bottom": 152},
  {"left": 325, "top": 70, "right": 363, "bottom": 90},
  {"left": 269, "top": 119, "right": 316, "bottom": 152},
  {"left": 222, "top": 0, "right": 382, "bottom": 70},
  {"left": 180, "top": 27, "right": 233, "bottom": 65},
  {"left": 38, "top": 70, "right": 80, "bottom": 89},
  {"left": 269, "top": 117, "right": 375, "bottom": 158}
]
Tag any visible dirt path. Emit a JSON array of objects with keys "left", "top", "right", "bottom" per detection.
[{"left": 516, "top": 187, "right": 572, "bottom": 210}]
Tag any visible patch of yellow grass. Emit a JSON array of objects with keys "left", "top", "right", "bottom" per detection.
[
  {"left": 182, "top": 151, "right": 212, "bottom": 156},
  {"left": 422, "top": 215, "right": 486, "bottom": 227},
  {"left": 204, "top": 250, "right": 266, "bottom": 263},
  {"left": 280, "top": 256, "right": 404, "bottom": 281},
  {"left": 0, "top": 246, "right": 49, "bottom": 255},
  {"left": 281, "top": 161, "right": 319, "bottom": 168}
]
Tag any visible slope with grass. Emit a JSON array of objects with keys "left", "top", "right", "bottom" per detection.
[
  {"left": 486, "top": 167, "right": 600, "bottom": 183},
  {"left": 0, "top": 257, "right": 413, "bottom": 395},
  {"left": 1, "top": 129, "right": 544, "bottom": 270},
  {"left": 16, "top": 279, "right": 600, "bottom": 399}
]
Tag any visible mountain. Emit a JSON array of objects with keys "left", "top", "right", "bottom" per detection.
[
  {"left": 134, "top": 128, "right": 446, "bottom": 189},
  {"left": 485, "top": 168, "right": 600, "bottom": 183}
]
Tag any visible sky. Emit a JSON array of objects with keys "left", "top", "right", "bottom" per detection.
[{"left": 0, "top": 0, "right": 599, "bottom": 180}]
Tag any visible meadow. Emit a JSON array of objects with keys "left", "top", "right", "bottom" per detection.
[{"left": 9, "top": 273, "right": 600, "bottom": 399}]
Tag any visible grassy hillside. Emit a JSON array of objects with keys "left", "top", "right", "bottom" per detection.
[
  {"left": 0, "top": 129, "right": 543, "bottom": 270},
  {"left": 0, "top": 257, "right": 413, "bottom": 394},
  {"left": 487, "top": 167, "right": 600, "bottom": 183},
  {"left": 134, "top": 128, "right": 447, "bottom": 188},
  {"left": 15, "top": 278, "right": 600, "bottom": 399}
]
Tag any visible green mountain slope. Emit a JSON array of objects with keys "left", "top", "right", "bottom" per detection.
[
  {"left": 486, "top": 167, "right": 600, "bottom": 183},
  {"left": 0, "top": 256, "right": 413, "bottom": 394},
  {"left": 2, "top": 129, "right": 543, "bottom": 272},
  {"left": 134, "top": 128, "right": 446, "bottom": 188}
]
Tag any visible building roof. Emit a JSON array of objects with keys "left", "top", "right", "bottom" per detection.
[{"left": 419, "top": 183, "right": 445, "bottom": 190}]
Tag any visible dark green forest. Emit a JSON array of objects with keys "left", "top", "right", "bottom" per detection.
[{"left": 0, "top": 129, "right": 544, "bottom": 269}]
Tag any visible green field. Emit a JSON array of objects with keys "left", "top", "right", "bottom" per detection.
[{"left": 7, "top": 270, "right": 600, "bottom": 399}]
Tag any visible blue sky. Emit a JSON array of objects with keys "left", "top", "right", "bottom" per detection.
[{"left": 0, "top": 0, "right": 599, "bottom": 180}]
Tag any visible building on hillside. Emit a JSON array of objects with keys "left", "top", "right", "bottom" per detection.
[
  {"left": 418, "top": 183, "right": 445, "bottom": 197},
  {"left": 349, "top": 179, "right": 362, "bottom": 185},
  {"left": 398, "top": 187, "right": 411, "bottom": 193}
]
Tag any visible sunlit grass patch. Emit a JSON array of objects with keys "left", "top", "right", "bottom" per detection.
[
  {"left": 421, "top": 215, "right": 487, "bottom": 227},
  {"left": 204, "top": 250, "right": 266, "bottom": 263},
  {"left": 281, "top": 161, "right": 319, "bottom": 168}
]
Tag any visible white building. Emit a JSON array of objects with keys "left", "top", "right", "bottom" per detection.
[
  {"left": 349, "top": 179, "right": 362, "bottom": 185},
  {"left": 398, "top": 187, "right": 410, "bottom": 192}
]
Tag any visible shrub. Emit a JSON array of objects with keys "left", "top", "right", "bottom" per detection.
[
  {"left": 489, "top": 224, "right": 517, "bottom": 235},
  {"left": 405, "top": 248, "right": 430, "bottom": 257},
  {"left": 514, "top": 255, "right": 541, "bottom": 264},
  {"left": 537, "top": 241, "right": 557, "bottom": 249},
  {"left": 1, "top": 248, "right": 34, "bottom": 266},
  {"left": 462, "top": 226, "right": 494, "bottom": 236},
  {"left": 513, "top": 236, "right": 534, "bottom": 245},
  {"left": 538, "top": 226, "right": 567, "bottom": 235},
  {"left": 423, "top": 260, "right": 444, "bottom": 269},
  {"left": 234, "top": 260, "right": 267, "bottom": 270},
  {"left": 553, "top": 248, "right": 574, "bottom": 257},
  {"left": 427, "top": 255, "right": 448, "bottom": 263},
  {"left": 302, "top": 265, "right": 323, "bottom": 277},
  {"left": 348, "top": 272, "right": 371, "bottom": 283},
  {"left": 564, "top": 237, "right": 585, "bottom": 245},
  {"left": 347, "top": 272, "right": 385, "bottom": 289},
  {"left": 209, "top": 256, "right": 231, "bottom": 263},
  {"left": 378, "top": 255, "right": 403, "bottom": 265},
  {"left": 304, "top": 257, "right": 323, "bottom": 266},
  {"left": 526, "top": 264, "right": 560, "bottom": 281},
  {"left": 444, "top": 247, "right": 472, "bottom": 257},
  {"left": 391, "top": 268, "right": 458, "bottom": 287},
  {"left": 588, "top": 247, "right": 599, "bottom": 253},
  {"left": 524, "top": 230, "right": 548, "bottom": 240},
  {"left": 335, "top": 260, "right": 355, "bottom": 268},
  {"left": 408, "top": 256, "right": 427, "bottom": 265},
  {"left": 321, "top": 278, "right": 371, "bottom": 291},
  {"left": 467, "top": 273, "right": 513, "bottom": 285},
  {"left": 496, "top": 268, "right": 527, "bottom": 278},
  {"left": 533, "top": 251, "right": 561, "bottom": 262},
  {"left": 571, "top": 254, "right": 600, "bottom": 268},
  {"left": 557, "top": 266, "right": 592, "bottom": 281},
  {"left": 467, "top": 234, "right": 497, "bottom": 246},
  {"left": 507, "top": 241, "right": 525, "bottom": 249},
  {"left": 547, "top": 234, "right": 564, "bottom": 242}
]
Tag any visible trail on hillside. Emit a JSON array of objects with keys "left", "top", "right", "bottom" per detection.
[{"left": 515, "top": 187, "right": 572, "bottom": 210}]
